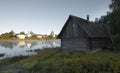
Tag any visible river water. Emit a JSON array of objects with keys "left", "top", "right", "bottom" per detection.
[{"left": 0, "top": 39, "right": 60, "bottom": 59}]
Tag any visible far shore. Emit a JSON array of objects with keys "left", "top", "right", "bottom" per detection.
[{"left": 0, "top": 39, "right": 59, "bottom": 42}]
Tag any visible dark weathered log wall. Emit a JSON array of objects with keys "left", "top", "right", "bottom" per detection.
[
  {"left": 61, "top": 38, "right": 89, "bottom": 51},
  {"left": 90, "top": 38, "right": 110, "bottom": 50}
]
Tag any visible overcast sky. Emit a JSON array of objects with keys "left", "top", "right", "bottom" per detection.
[{"left": 0, "top": 0, "right": 111, "bottom": 34}]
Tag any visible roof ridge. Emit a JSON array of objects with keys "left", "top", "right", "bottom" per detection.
[{"left": 69, "top": 15, "right": 88, "bottom": 22}]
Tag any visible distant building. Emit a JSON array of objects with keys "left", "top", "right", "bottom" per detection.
[
  {"left": 16, "top": 34, "right": 26, "bottom": 40},
  {"left": 26, "top": 31, "right": 32, "bottom": 37},
  {"left": 36, "top": 34, "right": 43, "bottom": 39},
  {"left": 42, "top": 35, "right": 48, "bottom": 38},
  {"left": 30, "top": 31, "right": 34, "bottom": 36},
  {"left": 58, "top": 15, "right": 112, "bottom": 51},
  {"left": 10, "top": 30, "right": 16, "bottom": 35},
  {"left": 50, "top": 31, "right": 56, "bottom": 37}
]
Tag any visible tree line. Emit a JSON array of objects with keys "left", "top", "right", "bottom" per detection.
[{"left": 98, "top": 0, "right": 120, "bottom": 50}]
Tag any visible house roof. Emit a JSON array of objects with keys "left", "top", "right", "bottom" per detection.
[{"left": 58, "top": 15, "right": 111, "bottom": 38}]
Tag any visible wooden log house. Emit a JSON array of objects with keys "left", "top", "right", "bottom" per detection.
[{"left": 58, "top": 15, "right": 112, "bottom": 51}]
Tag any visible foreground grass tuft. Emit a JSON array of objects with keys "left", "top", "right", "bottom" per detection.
[{"left": 0, "top": 56, "right": 28, "bottom": 67}]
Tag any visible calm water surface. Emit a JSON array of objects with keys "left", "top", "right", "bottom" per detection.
[{"left": 0, "top": 39, "right": 60, "bottom": 59}]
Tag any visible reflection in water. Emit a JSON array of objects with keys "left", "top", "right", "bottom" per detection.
[
  {"left": 17, "top": 41, "right": 32, "bottom": 48},
  {"left": 0, "top": 40, "right": 60, "bottom": 59},
  {"left": 17, "top": 41, "right": 26, "bottom": 47},
  {"left": 50, "top": 42, "right": 60, "bottom": 47},
  {"left": 26, "top": 43, "right": 32, "bottom": 48}
]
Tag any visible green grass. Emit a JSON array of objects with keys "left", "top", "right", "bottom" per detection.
[{"left": 0, "top": 48, "right": 120, "bottom": 73}]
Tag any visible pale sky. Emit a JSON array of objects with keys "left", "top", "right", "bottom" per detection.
[{"left": 0, "top": 0, "right": 111, "bottom": 34}]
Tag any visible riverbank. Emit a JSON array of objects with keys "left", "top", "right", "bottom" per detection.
[
  {"left": 0, "top": 39, "right": 59, "bottom": 42},
  {"left": 0, "top": 48, "right": 120, "bottom": 73},
  {"left": 0, "top": 38, "right": 43, "bottom": 42}
]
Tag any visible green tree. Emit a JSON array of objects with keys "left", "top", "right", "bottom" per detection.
[
  {"left": 0, "top": 31, "right": 15, "bottom": 39},
  {"left": 99, "top": 0, "right": 120, "bottom": 50},
  {"left": 20, "top": 32, "right": 25, "bottom": 34},
  {"left": 99, "top": 0, "right": 120, "bottom": 34}
]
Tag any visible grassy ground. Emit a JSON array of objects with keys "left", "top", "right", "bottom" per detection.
[{"left": 0, "top": 48, "right": 120, "bottom": 73}]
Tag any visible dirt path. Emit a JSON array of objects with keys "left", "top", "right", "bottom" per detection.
[{"left": 0, "top": 65, "right": 19, "bottom": 73}]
